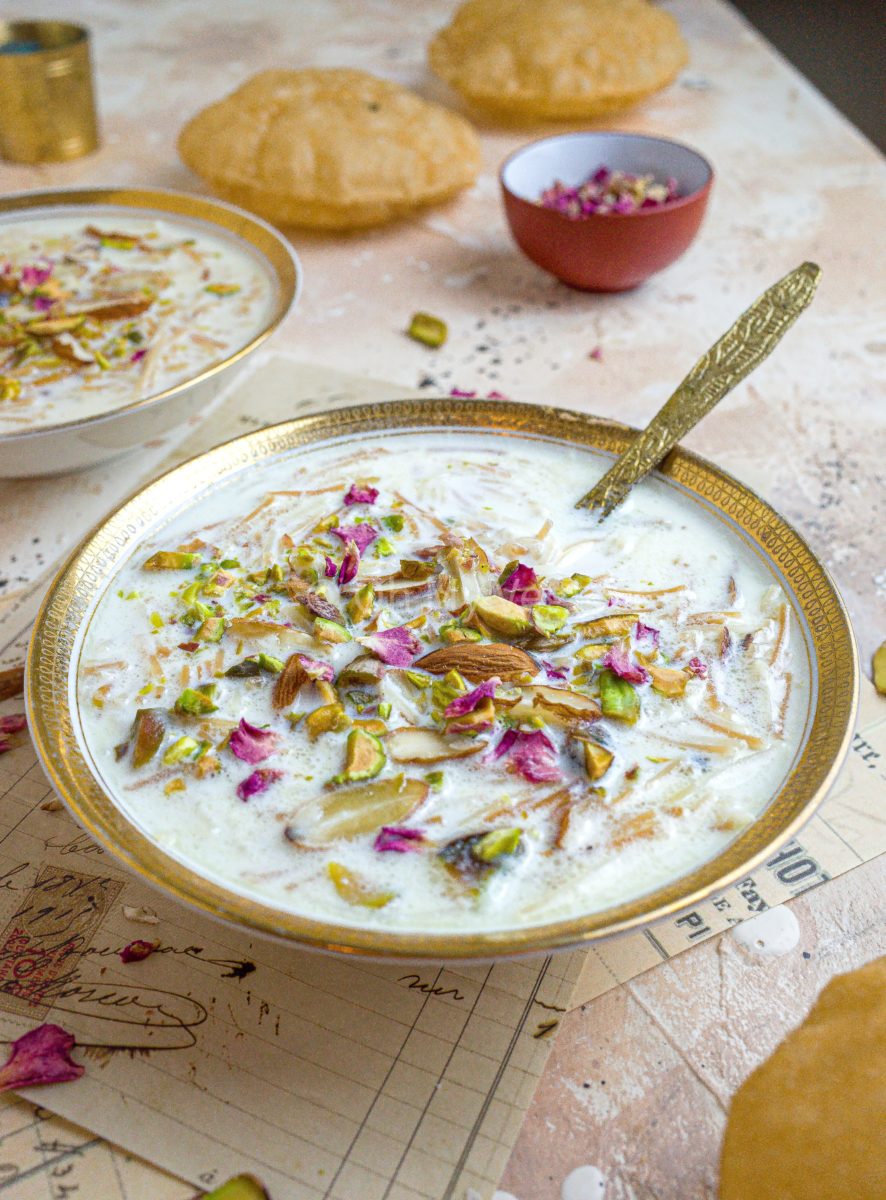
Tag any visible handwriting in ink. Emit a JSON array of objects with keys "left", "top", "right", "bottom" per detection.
[{"left": 398, "top": 974, "right": 465, "bottom": 1001}]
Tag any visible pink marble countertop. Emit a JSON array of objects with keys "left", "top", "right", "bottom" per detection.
[{"left": 2, "top": 2, "right": 884, "bottom": 1197}]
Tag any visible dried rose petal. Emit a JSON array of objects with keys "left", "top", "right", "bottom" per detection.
[
  {"left": 541, "top": 660, "right": 568, "bottom": 682},
  {"left": 229, "top": 719, "right": 280, "bottom": 764},
  {"left": 374, "top": 826, "right": 425, "bottom": 853},
  {"left": 20, "top": 264, "right": 53, "bottom": 291},
  {"left": 324, "top": 556, "right": 337, "bottom": 578},
  {"left": 500, "top": 563, "right": 542, "bottom": 607},
  {"left": 444, "top": 677, "right": 500, "bottom": 718},
  {"left": 489, "top": 728, "right": 518, "bottom": 761},
  {"left": 486, "top": 390, "right": 510, "bottom": 400},
  {"left": 0, "top": 715, "right": 26, "bottom": 735},
  {"left": 120, "top": 939, "right": 158, "bottom": 963},
  {"left": 237, "top": 767, "right": 284, "bottom": 802},
  {"left": 344, "top": 484, "right": 379, "bottom": 506},
  {"left": 687, "top": 657, "right": 708, "bottom": 678},
  {"left": 599, "top": 643, "right": 650, "bottom": 685},
  {"left": 332, "top": 524, "right": 377, "bottom": 555},
  {"left": 337, "top": 539, "right": 360, "bottom": 587},
  {"left": 358, "top": 625, "right": 422, "bottom": 667},
  {"left": 589, "top": 346, "right": 603, "bottom": 362},
  {"left": 634, "top": 621, "right": 660, "bottom": 650},
  {"left": 0, "top": 1023, "right": 83, "bottom": 1092},
  {"left": 130, "top": 348, "right": 148, "bottom": 363},
  {"left": 504, "top": 730, "right": 562, "bottom": 782},
  {"left": 296, "top": 654, "right": 334, "bottom": 682},
  {"left": 450, "top": 388, "right": 477, "bottom": 398},
  {"left": 32, "top": 295, "right": 53, "bottom": 313}
]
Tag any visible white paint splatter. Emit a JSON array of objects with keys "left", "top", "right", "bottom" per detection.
[
  {"left": 730, "top": 905, "right": 800, "bottom": 957},
  {"left": 561, "top": 1164, "right": 606, "bottom": 1200}
]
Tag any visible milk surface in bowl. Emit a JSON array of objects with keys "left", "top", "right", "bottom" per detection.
[
  {"left": 0, "top": 207, "right": 278, "bottom": 434},
  {"left": 76, "top": 427, "right": 809, "bottom": 935}
]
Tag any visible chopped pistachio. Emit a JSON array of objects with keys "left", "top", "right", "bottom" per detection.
[
  {"left": 473, "top": 596, "right": 531, "bottom": 638},
  {"left": 431, "top": 669, "right": 468, "bottom": 714},
  {"left": 219, "top": 558, "right": 240, "bottom": 569},
  {"left": 425, "top": 770, "right": 444, "bottom": 790},
  {"left": 332, "top": 729, "right": 386, "bottom": 784},
  {"left": 285, "top": 711, "right": 305, "bottom": 726},
  {"left": 404, "top": 670, "right": 431, "bottom": 688},
  {"left": 346, "top": 584, "right": 375, "bottom": 624},
  {"left": 196, "top": 616, "right": 225, "bottom": 643},
  {"left": 143, "top": 551, "right": 199, "bottom": 571},
  {"left": 327, "top": 862, "right": 395, "bottom": 908},
  {"left": 378, "top": 701, "right": 392, "bottom": 720},
  {"left": 174, "top": 685, "right": 218, "bottom": 716},
  {"left": 183, "top": 600, "right": 213, "bottom": 626},
  {"left": 257, "top": 653, "right": 284, "bottom": 673},
  {"left": 474, "top": 827, "right": 522, "bottom": 862},
  {"left": 314, "top": 617, "right": 351, "bottom": 644},
  {"left": 130, "top": 709, "right": 165, "bottom": 768},
  {"left": 382, "top": 514, "right": 405, "bottom": 532},
  {"left": 149, "top": 611, "right": 164, "bottom": 629},
  {"left": 374, "top": 537, "right": 394, "bottom": 557},
  {"left": 181, "top": 581, "right": 202, "bottom": 606},
  {"left": 874, "top": 641, "right": 886, "bottom": 696},
  {"left": 399, "top": 559, "right": 436, "bottom": 580},
  {"left": 531, "top": 604, "right": 568, "bottom": 635},
  {"left": 599, "top": 669, "right": 640, "bottom": 724},
  {"left": 204, "top": 283, "right": 241, "bottom": 296},
  {"left": 406, "top": 311, "right": 447, "bottom": 348},
  {"left": 305, "top": 702, "right": 350, "bottom": 739},
  {"left": 225, "top": 657, "right": 261, "bottom": 678},
  {"left": 0, "top": 377, "right": 22, "bottom": 403},
  {"left": 440, "top": 622, "right": 482, "bottom": 644},
  {"left": 162, "top": 735, "right": 202, "bottom": 765}
]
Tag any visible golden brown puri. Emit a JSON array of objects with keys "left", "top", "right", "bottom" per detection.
[
  {"left": 720, "top": 956, "right": 886, "bottom": 1200},
  {"left": 178, "top": 69, "right": 482, "bottom": 231},
  {"left": 428, "top": 0, "right": 688, "bottom": 120}
]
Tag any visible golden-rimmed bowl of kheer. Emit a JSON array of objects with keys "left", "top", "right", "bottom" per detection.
[
  {"left": 0, "top": 187, "right": 299, "bottom": 477},
  {"left": 27, "top": 399, "right": 857, "bottom": 959}
]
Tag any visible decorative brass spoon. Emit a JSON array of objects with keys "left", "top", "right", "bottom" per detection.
[{"left": 576, "top": 261, "right": 821, "bottom": 517}]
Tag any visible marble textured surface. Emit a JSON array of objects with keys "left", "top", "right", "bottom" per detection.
[{"left": 1, "top": 2, "right": 884, "bottom": 1197}]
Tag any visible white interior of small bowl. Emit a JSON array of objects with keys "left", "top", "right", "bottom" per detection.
[{"left": 502, "top": 132, "right": 713, "bottom": 205}]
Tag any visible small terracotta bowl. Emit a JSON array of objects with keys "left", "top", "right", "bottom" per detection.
[{"left": 501, "top": 131, "right": 713, "bottom": 292}]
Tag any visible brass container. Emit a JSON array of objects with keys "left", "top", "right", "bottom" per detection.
[
  {"left": 27, "top": 400, "right": 858, "bottom": 961},
  {"left": 0, "top": 21, "right": 98, "bottom": 162}
]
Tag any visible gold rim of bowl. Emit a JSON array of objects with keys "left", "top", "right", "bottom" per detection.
[
  {"left": 0, "top": 186, "right": 300, "bottom": 441},
  {"left": 26, "top": 399, "right": 859, "bottom": 959}
]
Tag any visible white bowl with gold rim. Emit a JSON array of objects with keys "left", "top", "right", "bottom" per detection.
[
  {"left": 0, "top": 187, "right": 300, "bottom": 477},
  {"left": 26, "top": 400, "right": 857, "bottom": 961}
]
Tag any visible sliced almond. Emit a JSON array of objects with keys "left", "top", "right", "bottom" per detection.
[
  {"left": 648, "top": 665, "right": 690, "bottom": 698},
  {"left": 67, "top": 291, "right": 154, "bottom": 320},
  {"left": 337, "top": 655, "right": 386, "bottom": 687},
  {"left": 497, "top": 685, "right": 600, "bottom": 727},
  {"left": 310, "top": 775, "right": 429, "bottom": 840},
  {"left": 416, "top": 642, "right": 537, "bottom": 683},
  {"left": 575, "top": 613, "right": 639, "bottom": 639},
  {"left": 273, "top": 654, "right": 310, "bottom": 709},
  {"left": 341, "top": 576, "right": 433, "bottom": 602},
  {"left": 386, "top": 727, "right": 486, "bottom": 764},
  {"left": 227, "top": 617, "right": 314, "bottom": 648}
]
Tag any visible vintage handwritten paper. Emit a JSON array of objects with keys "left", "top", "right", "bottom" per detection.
[
  {"left": 0, "top": 358, "right": 882, "bottom": 1198},
  {"left": 569, "top": 674, "right": 886, "bottom": 1006},
  {"left": 0, "top": 720, "right": 582, "bottom": 1198}
]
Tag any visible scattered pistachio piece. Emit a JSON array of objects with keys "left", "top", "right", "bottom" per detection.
[
  {"left": 143, "top": 551, "right": 199, "bottom": 571},
  {"left": 406, "top": 311, "right": 447, "bottom": 348}
]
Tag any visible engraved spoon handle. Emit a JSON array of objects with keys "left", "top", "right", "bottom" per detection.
[{"left": 576, "top": 261, "right": 821, "bottom": 517}]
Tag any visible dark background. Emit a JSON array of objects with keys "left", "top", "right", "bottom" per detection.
[{"left": 731, "top": 0, "right": 885, "bottom": 149}]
